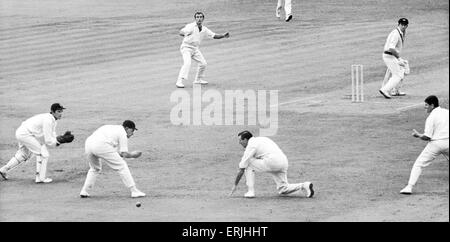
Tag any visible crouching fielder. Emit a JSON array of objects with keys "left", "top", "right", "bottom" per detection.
[
  {"left": 229, "top": 131, "right": 314, "bottom": 198},
  {"left": 0, "top": 103, "right": 73, "bottom": 183},
  {"left": 80, "top": 120, "right": 145, "bottom": 198},
  {"left": 400, "top": 95, "right": 449, "bottom": 195}
]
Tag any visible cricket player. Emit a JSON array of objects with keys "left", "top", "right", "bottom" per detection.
[
  {"left": 175, "top": 11, "right": 230, "bottom": 88},
  {"left": 379, "top": 18, "right": 409, "bottom": 99},
  {"left": 400, "top": 95, "right": 449, "bottom": 195},
  {"left": 79, "top": 120, "right": 145, "bottom": 198},
  {"left": 0, "top": 103, "right": 74, "bottom": 183},
  {"left": 229, "top": 131, "right": 314, "bottom": 198},
  {"left": 276, "top": 0, "right": 293, "bottom": 22}
]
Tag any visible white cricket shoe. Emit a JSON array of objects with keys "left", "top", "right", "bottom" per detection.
[
  {"left": 193, "top": 79, "right": 208, "bottom": 85},
  {"left": 0, "top": 170, "right": 8, "bottom": 180},
  {"left": 400, "top": 185, "right": 413, "bottom": 195},
  {"left": 276, "top": 7, "right": 282, "bottom": 18},
  {"left": 303, "top": 182, "right": 314, "bottom": 198},
  {"left": 80, "top": 191, "right": 90, "bottom": 198},
  {"left": 176, "top": 82, "right": 185, "bottom": 88},
  {"left": 35, "top": 178, "right": 53, "bottom": 183},
  {"left": 391, "top": 90, "right": 406, "bottom": 96},
  {"left": 244, "top": 190, "right": 255, "bottom": 198},
  {"left": 131, "top": 190, "right": 146, "bottom": 198}
]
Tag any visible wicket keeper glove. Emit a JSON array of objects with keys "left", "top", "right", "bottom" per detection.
[{"left": 57, "top": 131, "right": 75, "bottom": 145}]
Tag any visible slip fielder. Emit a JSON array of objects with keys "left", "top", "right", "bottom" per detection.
[
  {"left": 175, "top": 11, "right": 230, "bottom": 88},
  {"left": 79, "top": 120, "right": 145, "bottom": 198},
  {"left": 229, "top": 131, "right": 314, "bottom": 198}
]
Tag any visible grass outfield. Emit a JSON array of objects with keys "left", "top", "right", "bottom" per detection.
[{"left": 0, "top": 0, "right": 448, "bottom": 221}]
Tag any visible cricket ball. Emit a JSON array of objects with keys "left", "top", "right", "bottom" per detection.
[{"left": 136, "top": 202, "right": 141, "bottom": 207}]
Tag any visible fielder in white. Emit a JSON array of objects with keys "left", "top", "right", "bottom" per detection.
[
  {"left": 80, "top": 120, "right": 145, "bottom": 198},
  {"left": 0, "top": 103, "right": 73, "bottom": 183},
  {"left": 400, "top": 95, "right": 449, "bottom": 195},
  {"left": 176, "top": 11, "right": 230, "bottom": 88},
  {"left": 379, "top": 18, "right": 409, "bottom": 99},
  {"left": 276, "top": 0, "right": 293, "bottom": 22},
  {"left": 229, "top": 131, "right": 314, "bottom": 198}
]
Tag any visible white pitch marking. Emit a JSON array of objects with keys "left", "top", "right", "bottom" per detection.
[
  {"left": 271, "top": 95, "right": 424, "bottom": 112},
  {"left": 271, "top": 95, "right": 322, "bottom": 108},
  {"left": 397, "top": 103, "right": 423, "bottom": 111}
]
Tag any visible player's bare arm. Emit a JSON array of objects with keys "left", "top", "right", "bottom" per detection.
[
  {"left": 213, "top": 32, "right": 230, "bottom": 39},
  {"left": 412, "top": 129, "right": 431, "bottom": 141},
  {"left": 229, "top": 168, "right": 245, "bottom": 196},
  {"left": 120, "top": 151, "right": 142, "bottom": 158}
]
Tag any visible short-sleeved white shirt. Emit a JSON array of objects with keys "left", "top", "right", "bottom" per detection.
[
  {"left": 384, "top": 27, "right": 405, "bottom": 54},
  {"left": 180, "top": 22, "right": 216, "bottom": 49},
  {"left": 88, "top": 125, "right": 129, "bottom": 153},
  {"left": 239, "top": 137, "right": 286, "bottom": 169},
  {"left": 424, "top": 107, "right": 449, "bottom": 141},
  {"left": 20, "top": 113, "right": 58, "bottom": 146}
]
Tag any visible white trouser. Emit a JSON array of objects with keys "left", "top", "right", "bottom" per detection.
[
  {"left": 81, "top": 138, "right": 136, "bottom": 192},
  {"left": 245, "top": 154, "right": 306, "bottom": 195},
  {"left": 177, "top": 47, "right": 207, "bottom": 82},
  {"left": 277, "top": 0, "right": 292, "bottom": 16},
  {"left": 381, "top": 54, "right": 405, "bottom": 93},
  {"left": 407, "top": 139, "right": 449, "bottom": 186},
  {"left": 0, "top": 127, "right": 49, "bottom": 180}
]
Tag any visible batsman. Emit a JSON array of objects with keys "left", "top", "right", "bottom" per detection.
[
  {"left": 379, "top": 18, "right": 410, "bottom": 99},
  {"left": 0, "top": 103, "right": 74, "bottom": 183}
]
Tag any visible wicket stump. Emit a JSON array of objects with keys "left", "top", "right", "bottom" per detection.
[{"left": 351, "top": 64, "right": 364, "bottom": 102}]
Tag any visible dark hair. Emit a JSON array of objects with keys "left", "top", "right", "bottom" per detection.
[
  {"left": 122, "top": 120, "right": 138, "bottom": 130},
  {"left": 50, "top": 103, "right": 65, "bottom": 112},
  {"left": 424, "top": 95, "right": 439, "bottom": 107},
  {"left": 194, "top": 11, "right": 205, "bottom": 18},
  {"left": 238, "top": 130, "right": 253, "bottom": 140}
]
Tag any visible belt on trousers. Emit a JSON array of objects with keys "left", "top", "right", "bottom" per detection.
[{"left": 383, "top": 51, "right": 395, "bottom": 56}]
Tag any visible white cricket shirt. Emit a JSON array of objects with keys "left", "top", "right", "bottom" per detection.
[
  {"left": 239, "top": 137, "right": 286, "bottom": 169},
  {"left": 20, "top": 113, "right": 57, "bottom": 146},
  {"left": 384, "top": 27, "right": 405, "bottom": 54},
  {"left": 180, "top": 22, "right": 215, "bottom": 49},
  {"left": 424, "top": 107, "right": 449, "bottom": 141},
  {"left": 88, "top": 125, "right": 129, "bottom": 153}
]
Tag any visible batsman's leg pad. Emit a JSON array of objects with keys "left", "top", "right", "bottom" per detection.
[
  {"left": 36, "top": 155, "right": 50, "bottom": 181},
  {"left": 39, "top": 157, "right": 49, "bottom": 180},
  {"left": 40, "top": 145, "right": 49, "bottom": 158},
  {"left": 3, "top": 148, "right": 32, "bottom": 173},
  {"left": 14, "top": 147, "right": 33, "bottom": 162},
  {"left": 1, "top": 157, "right": 22, "bottom": 173}
]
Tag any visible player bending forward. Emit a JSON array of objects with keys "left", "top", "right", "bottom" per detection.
[
  {"left": 80, "top": 120, "right": 145, "bottom": 198},
  {"left": 400, "top": 95, "right": 449, "bottom": 195},
  {"left": 0, "top": 103, "right": 74, "bottom": 183},
  {"left": 229, "top": 131, "right": 314, "bottom": 198}
]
